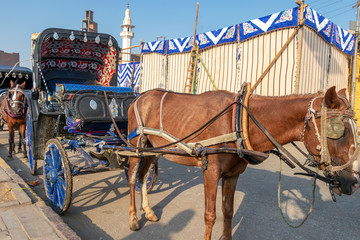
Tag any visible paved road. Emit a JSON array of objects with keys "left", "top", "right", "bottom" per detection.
[{"left": 0, "top": 129, "right": 359, "bottom": 240}]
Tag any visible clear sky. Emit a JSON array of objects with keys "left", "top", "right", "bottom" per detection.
[{"left": 0, "top": 0, "right": 357, "bottom": 68}]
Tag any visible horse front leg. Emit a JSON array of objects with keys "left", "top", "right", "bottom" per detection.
[
  {"left": 139, "top": 157, "right": 158, "bottom": 222},
  {"left": 8, "top": 126, "right": 15, "bottom": 159},
  {"left": 18, "top": 123, "right": 26, "bottom": 155},
  {"left": 221, "top": 175, "right": 240, "bottom": 240},
  {"left": 128, "top": 156, "right": 141, "bottom": 231},
  {"left": 203, "top": 168, "right": 220, "bottom": 240}
]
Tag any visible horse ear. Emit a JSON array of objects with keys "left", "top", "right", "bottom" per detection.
[
  {"left": 20, "top": 81, "right": 26, "bottom": 88},
  {"left": 337, "top": 88, "right": 348, "bottom": 98},
  {"left": 324, "top": 86, "right": 341, "bottom": 109},
  {"left": 10, "top": 80, "right": 15, "bottom": 88}
]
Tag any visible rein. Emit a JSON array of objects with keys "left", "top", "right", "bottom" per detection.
[{"left": 236, "top": 97, "right": 335, "bottom": 184}]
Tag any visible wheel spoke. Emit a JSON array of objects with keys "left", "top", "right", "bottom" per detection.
[
  {"left": 49, "top": 147, "right": 57, "bottom": 168},
  {"left": 55, "top": 182, "right": 65, "bottom": 208}
]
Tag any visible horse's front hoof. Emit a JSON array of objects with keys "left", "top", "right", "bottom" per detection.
[
  {"left": 129, "top": 219, "right": 140, "bottom": 231},
  {"left": 145, "top": 212, "right": 159, "bottom": 222},
  {"left": 7, "top": 155, "right": 13, "bottom": 160}
]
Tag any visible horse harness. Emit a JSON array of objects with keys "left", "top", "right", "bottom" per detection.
[
  {"left": 305, "top": 94, "right": 359, "bottom": 177},
  {"left": 1, "top": 84, "right": 28, "bottom": 119},
  {"left": 127, "top": 87, "right": 359, "bottom": 186}
]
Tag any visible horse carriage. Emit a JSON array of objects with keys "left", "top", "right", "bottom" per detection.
[
  {"left": 25, "top": 28, "right": 158, "bottom": 214},
  {"left": 1, "top": 27, "right": 359, "bottom": 239}
]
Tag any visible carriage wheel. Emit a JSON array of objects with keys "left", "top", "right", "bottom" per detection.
[
  {"left": 43, "top": 138, "right": 72, "bottom": 214},
  {"left": 125, "top": 162, "right": 158, "bottom": 193},
  {"left": 26, "top": 111, "right": 37, "bottom": 175}
]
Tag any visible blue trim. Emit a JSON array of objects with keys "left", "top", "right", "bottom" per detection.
[
  {"left": 128, "top": 129, "right": 139, "bottom": 141},
  {"left": 142, "top": 7, "right": 353, "bottom": 55}
]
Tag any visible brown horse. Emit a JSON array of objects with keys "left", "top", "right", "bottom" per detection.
[
  {"left": 0, "top": 80, "right": 27, "bottom": 159},
  {"left": 126, "top": 86, "right": 359, "bottom": 240}
]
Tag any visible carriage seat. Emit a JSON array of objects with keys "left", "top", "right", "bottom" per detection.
[{"left": 44, "top": 71, "right": 97, "bottom": 95}]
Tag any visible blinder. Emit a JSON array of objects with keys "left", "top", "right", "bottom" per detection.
[{"left": 326, "top": 116, "right": 345, "bottom": 139}]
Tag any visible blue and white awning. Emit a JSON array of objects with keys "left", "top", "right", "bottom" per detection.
[{"left": 141, "top": 6, "right": 354, "bottom": 55}]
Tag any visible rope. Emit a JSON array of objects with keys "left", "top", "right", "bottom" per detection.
[{"left": 278, "top": 159, "right": 317, "bottom": 228}]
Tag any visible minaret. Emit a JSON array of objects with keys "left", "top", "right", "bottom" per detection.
[{"left": 120, "top": 3, "right": 134, "bottom": 63}]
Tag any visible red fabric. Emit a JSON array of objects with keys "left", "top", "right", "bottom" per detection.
[{"left": 40, "top": 37, "right": 117, "bottom": 86}]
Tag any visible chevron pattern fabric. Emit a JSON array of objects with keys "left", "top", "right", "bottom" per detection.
[
  {"left": 117, "top": 62, "right": 140, "bottom": 93},
  {"left": 141, "top": 7, "right": 354, "bottom": 55}
]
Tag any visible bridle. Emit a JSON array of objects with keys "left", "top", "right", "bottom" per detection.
[
  {"left": 4, "top": 84, "right": 27, "bottom": 118},
  {"left": 305, "top": 94, "right": 360, "bottom": 177}
]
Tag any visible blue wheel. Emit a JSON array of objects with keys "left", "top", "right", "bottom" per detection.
[
  {"left": 26, "top": 111, "right": 37, "bottom": 175},
  {"left": 125, "top": 162, "right": 158, "bottom": 193},
  {"left": 43, "top": 138, "right": 72, "bottom": 214}
]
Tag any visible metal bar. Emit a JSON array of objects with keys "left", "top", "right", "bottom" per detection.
[{"left": 102, "top": 144, "right": 269, "bottom": 160}]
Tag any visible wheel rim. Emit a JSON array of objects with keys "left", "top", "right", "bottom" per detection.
[
  {"left": 44, "top": 143, "right": 67, "bottom": 211},
  {"left": 26, "top": 112, "right": 35, "bottom": 172}
]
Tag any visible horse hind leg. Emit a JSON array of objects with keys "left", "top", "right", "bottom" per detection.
[
  {"left": 128, "top": 156, "right": 141, "bottom": 231},
  {"left": 139, "top": 156, "right": 159, "bottom": 222}
]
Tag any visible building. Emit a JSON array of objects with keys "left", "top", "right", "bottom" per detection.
[
  {"left": 120, "top": 4, "right": 135, "bottom": 63},
  {"left": 82, "top": 10, "right": 98, "bottom": 33},
  {"left": 0, "top": 50, "right": 19, "bottom": 66}
]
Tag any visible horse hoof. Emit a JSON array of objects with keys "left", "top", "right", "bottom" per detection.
[
  {"left": 129, "top": 220, "right": 140, "bottom": 231},
  {"left": 145, "top": 213, "right": 159, "bottom": 222},
  {"left": 7, "top": 156, "right": 13, "bottom": 160}
]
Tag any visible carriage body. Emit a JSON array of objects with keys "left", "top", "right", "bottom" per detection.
[{"left": 27, "top": 28, "right": 157, "bottom": 214}]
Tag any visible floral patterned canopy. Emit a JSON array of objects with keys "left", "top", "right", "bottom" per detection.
[{"left": 33, "top": 28, "right": 119, "bottom": 89}]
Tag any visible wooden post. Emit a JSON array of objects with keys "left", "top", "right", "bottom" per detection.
[
  {"left": 251, "top": 19, "right": 305, "bottom": 93},
  {"left": 139, "top": 39, "right": 144, "bottom": 93},
  {"left": 351, "top": 1, "right": 360, "bottom": 108},
  {"left": 294, "top": 0, "right": 307, "bottom": 94},
  {"left": 184, "top": 2, "right": 200, "bottom": 93}
]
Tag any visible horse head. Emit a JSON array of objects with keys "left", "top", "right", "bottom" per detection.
[
  {"left": 7, "top": 80, "right": 27, "bottom": 116},
  {"left": 303, "top": 86, "right": 359, "bottom": 196}
]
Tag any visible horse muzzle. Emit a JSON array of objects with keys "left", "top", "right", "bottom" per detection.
[{"left": 331, "top": 171, "right": 359, "bottom": 196}]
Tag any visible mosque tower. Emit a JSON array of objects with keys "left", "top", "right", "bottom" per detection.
[{"left": 120, "top": 3, "right": 134, "bottom": 63}]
